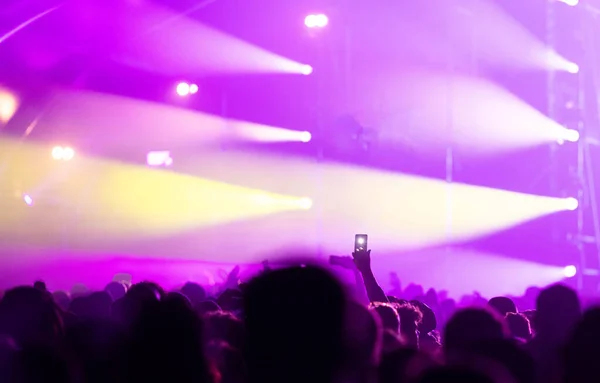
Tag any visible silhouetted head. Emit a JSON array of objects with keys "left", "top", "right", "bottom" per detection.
[
  {"left": 0, "top": 286, "right": 64, "bottom": 348},
  {"left": 69, "top": 296, "right": 89, "bottom": 317},
  {"left": 52, "top": 291, "right": 70, "bottom": 311},
  {"left": 86, "top": 291, "right": 113, "bottom": 319},
  {"left": 128, "top": 281, "right": 164, "bottom": 301},
  {"left": 127, "top": 297, "right": 213, "bottom": 383},
  {"left": 70, "top": 283, "right": 90, "bottom": 298},
  {"left": 564, "top": 307, "right": 600, "bottom": 383},
  {"left": 65, "top": 319, "right": 126, "bottom": 383},
  {"left": 488, "top": 297, "right": 517, "bottom": 316},
  {"left": 344, "top": 301, "right": 382, "bottom": 368},
  {"left": 444, "top": 307, "right": 508, "bottom": 356},
  {"left": 370, "top": 302, "right": 400, "bottom": 333},
  {"left": 379, "top": 348, "right": 426, "bottom": 383},
  {"left": 425, "top": 288, "right": 439, "bottom": 306},
  {"left": 104, "top": 281, "right": 127, "bottom": 301},
  {"left": 411, "top": 300, "right": 437, "bottom": 334},
  {"left": 535, "top": 284, "right": 581, "bottom": 341},
  {"left": 181, "top": 282, "right": 207, "bottom": 306},
  {"left": 505, "top": 312, "right": 531, "bottom": 341},
  {"left": 33, "top": 281, "right": 47, "bottom": 292},
  {"left": 404, "top": 284, "right": 424, "bottom": 300},
  {"left": 397, "top": 302, "right": 423, "bottom": 348},
  {"left": 118, "top": 282, "right": 164, "bottom": 326},
  {"left": 243, "top": 265, "right": 346, "bottom": 383},
  {"left": 165, "top": 292, "right": 192, "bottom": 309},
  {"left": 467, "top": 339, "right": 535, "bottom": 383}
]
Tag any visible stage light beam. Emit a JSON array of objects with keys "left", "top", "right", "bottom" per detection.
[{"left": 189, "top": 84, "right": 199, "bottom": 94}]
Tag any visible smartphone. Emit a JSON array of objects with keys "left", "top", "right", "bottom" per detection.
[{"left": 354, "top": 234, "right": 368, "bottom": 252}]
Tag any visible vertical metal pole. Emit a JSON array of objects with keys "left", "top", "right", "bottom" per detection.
[
  {"left": 315, "top": 29, "right": 326, "bottom": 258},
  {"left": 546, "top": 0, "right": 583, "bottom": 288},
  {"left": 546, "top": 0, "right": 561, "bottom": 245},
  {"left": 576, "top": 122, "right": 586, "bottom": 291},
  {"left": 581, "top": 11, "right": 600, "bottom": 289}
]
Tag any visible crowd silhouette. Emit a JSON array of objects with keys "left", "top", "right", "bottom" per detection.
[{"left": 0, "top": 249, "right": 595, "bottom": 382}]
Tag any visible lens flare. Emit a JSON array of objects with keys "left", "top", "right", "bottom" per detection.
[
  {"left": 564, "top": 265, "right": 577, "bottom": 278},
  {"left": 189, "top": 84, "right": 199, "bottom": 94}
]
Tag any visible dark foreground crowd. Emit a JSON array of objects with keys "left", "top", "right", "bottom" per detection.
[{"left": 0, "top": 250, "right": 596, "bottom": 383}]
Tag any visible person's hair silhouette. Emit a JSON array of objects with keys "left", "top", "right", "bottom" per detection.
[{"left": 243, "top": 265, "right": 346, "bottom": 383}]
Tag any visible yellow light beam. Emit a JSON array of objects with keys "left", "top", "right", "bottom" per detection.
[{"left": 0, "top": 138, "right": 310, "bottom": 244}]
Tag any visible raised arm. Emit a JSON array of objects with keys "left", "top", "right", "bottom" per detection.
[{"left": 352, "top": 249, "right": 388, "bottom": 303}]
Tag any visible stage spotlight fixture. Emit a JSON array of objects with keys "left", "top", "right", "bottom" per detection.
[
  {"left": 51, "top": 146, "right": 64, "bottom": 160},
  {"left": 304, "top": 13, "right": 328, "bottom": 28},
  {"left": 564, "top": 265, "right": 577, "bottom": 278},
  {"left": 565, "top": 197, "right": 579, "bottom": 211},
  {"left": 176, "top": 82, "right": 191, "bottom": 97},
  {"left": 62, "top": 147, "right": 75, "bottom": 160},
  {"left": 563, "top": 129, "right": 580, "bottom": 143},
  {"left": 299, "top": 197, "right": 313, "bottom": 210},
  {"left": 51, "top": 146, "right": 75, "bottom": 161},
  {"left": 23, "top": 194, "right": 33, "bottom": 206},
  {"left": 147, "top": 151, "right": 173, "bottom": 167},
  {"left": 300, "top": 131, "right": 312, "bottom": 143},
  {"left": 301, "top": 65, "right": 313, "bottom": 75},
  {"left": 566, "top": 62, "right": 579, "bottom": 74},
  {"left": 189, "top": 84, "right": 199, "bottom": 94}
]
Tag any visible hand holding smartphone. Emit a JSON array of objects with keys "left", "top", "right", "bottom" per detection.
[
  {"left": 354, "top": 234, "right": 368, "bottom": 252},
  {"left": 352, "top": 234, "right": 370, "bottom": 272}
]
